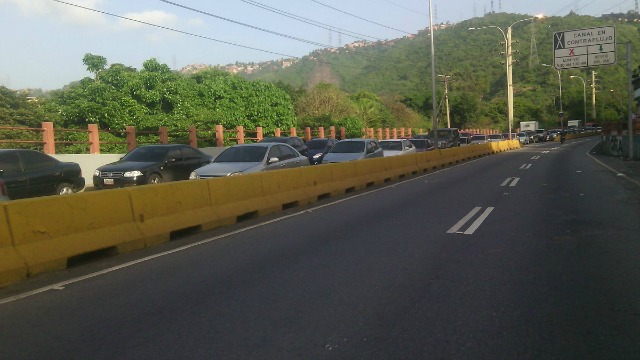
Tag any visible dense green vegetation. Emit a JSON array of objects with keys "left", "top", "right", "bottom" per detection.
[
  {"left": 248, "top": 12, "right": 640, "bottom": 130},
  {"left": 2, "top": 12, "right": 638, "bottom": 153}
]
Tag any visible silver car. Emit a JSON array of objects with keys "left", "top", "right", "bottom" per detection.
[
  {"left": 189, "top": 143, "right": 309, "bottom": 179},
  {"left": 321, "top": 139, "right": 384, "bottom": 164},
  {"left": 379, "top": 139, "right": 417, "bottom": 157}
]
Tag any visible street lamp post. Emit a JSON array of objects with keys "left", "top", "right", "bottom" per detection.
[
  {"left": 542, "top": 63, "right": 563, "bottom": 129},
  {"left": 469, "top": 15, "right": 542, "bottom": 139},
  {"left": 570, "top": 75, "right": 587, "bottom": 125}
]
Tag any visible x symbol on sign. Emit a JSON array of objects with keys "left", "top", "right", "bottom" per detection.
[{"left": 569, "top": 48, "right": 575, "bottom": 56}]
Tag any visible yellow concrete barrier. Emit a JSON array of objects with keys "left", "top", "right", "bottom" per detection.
[
  {"left": 1, "top": 143, "right": 525, "bottom": 288},
  {"left": 298, "top": 163, "right": 341, "bottom": 199},
  {"left": 207, "top": 173, "right": 276, "bottom": 221},
  {"left": 259, "top": 167, "right": 312, "bottom": 210},
  {"left": 128, "top": 180, "right": 219, "bottom": 246},
  {"left": 7, "top": 190, "right": 146, "bottom": 276},
  {"left": 384, "top": 153, "right": 420, "bottom": 180},
  {"left": 0, "top": 204, "right": 28, "bottom": 287}
]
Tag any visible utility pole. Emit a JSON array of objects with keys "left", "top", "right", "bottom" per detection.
[
  {"left": 439, "top": 75, "right": 452, "bottom": 128},
  {"left": 592, "top": 71, "right": 597, "bottom": 122}
]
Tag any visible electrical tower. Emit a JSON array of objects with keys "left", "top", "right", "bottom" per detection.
[
  {"left": 499, "top": 0, "right": 502, "bottom": 12},
  {"left": 473, "top": 2, "right": 477, "bottom": 17},
  {"left": 491, "top": 0, "right": 495, "bottom": 13},
  {"left": 636, "top": 0, "right": 639, "bottom": 13},
  {"left": 529, "top": 22, "right": 539, "bottom": 69}
]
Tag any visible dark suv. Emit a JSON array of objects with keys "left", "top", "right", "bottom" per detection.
[
  {"left": 0, "top": 149, "right": 85, "bottom": 200},
  {"left": 426, "top": 128, "right": 461, "bottom": 148}
]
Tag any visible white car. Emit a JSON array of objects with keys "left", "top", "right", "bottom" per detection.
[
  {"left": 516, "top": 132, "right": 530, "bottom": 144},
  {"left": 470, "top": 134, "right": 488, "bottom": 145},
  {"left": 379, "top": 139, "right": 417, "bottom": 157}
]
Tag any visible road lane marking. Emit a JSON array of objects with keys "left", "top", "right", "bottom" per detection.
[
  {"left": 464, "top": 207, "right": 494, "bottom": 235},
  {"left": 531, "top": 155, "right": 540, "bottom": 160},
  {"left": 520, "top": 164, "right": 532, "bottom": 169},
  {"left": 447, "top": 207, "right": 481, "bottom": 233},
  {"left": 447, "top": 207, "right": 495, "bottom": 235},
  {"left": 501, "top": 177, "right": 520, "bottom": 187}
]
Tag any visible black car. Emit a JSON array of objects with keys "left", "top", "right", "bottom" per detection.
[
  {"left": 425, "top": 128, "right": 461, "bottom": 148},
  {"left": 93, "top": 144, "right": 212, "bottom": 189},
  {"left": 409, "top": 138, "right": 435, "bottom": 152},
  {"left": 259, "top": 136, "right": 308, "bottom": 156},
  {"left": 305, "top": 138, "right": 338, "bottom": 165},
  {"left": 0, "top": 149, "right": 85, "bottom": 200}
]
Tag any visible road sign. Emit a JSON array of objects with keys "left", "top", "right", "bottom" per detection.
[{"left": 553, "top": 26, "right": 616, "bottom": 70}]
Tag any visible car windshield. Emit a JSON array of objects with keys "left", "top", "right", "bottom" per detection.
[
  {"left": 306, "top": 139, "right": 328, "bottom": 149},
  {"left": 488, "top": 134, "right": 502, "bottom": 139},
  {"left": 410, "top": 139, "right": 428, "bottom": 149},
  {"left": 121, "top": 147, "right": 170, "bottom": 162},
  {"left": 215, "top": 146, "right": 267, "bottom": 162},
  {"left": 380, "top": 141, "right": 403, "bottom": 151},
  {"left": 330, "top": 141, "right": 365, "bottom": 154}
]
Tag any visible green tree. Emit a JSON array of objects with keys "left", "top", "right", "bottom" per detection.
[{"left": 82, "top": 53, "right": 107, "bottom": 81}]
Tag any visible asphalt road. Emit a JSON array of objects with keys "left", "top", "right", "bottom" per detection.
[{"left": 1, "top": 137, "right": 639, "bottom": 359}]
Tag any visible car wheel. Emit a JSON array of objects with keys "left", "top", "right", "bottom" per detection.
[
  {"left": 56, "top": 182, "right": 74, "bottom": 195},
  {"left": 147, "top": 174, "right": 162, "bottom": 184}
]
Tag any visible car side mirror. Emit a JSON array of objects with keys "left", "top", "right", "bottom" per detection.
[{"left": 268, "top": 157, "right": 280, "bottom": 164}]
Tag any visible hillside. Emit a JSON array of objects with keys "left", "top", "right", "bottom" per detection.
[{"left": 229, "top": 12, "right": 639, "bottom": 130}]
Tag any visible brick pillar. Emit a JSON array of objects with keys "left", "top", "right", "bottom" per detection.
[
  {"left": 88, "top": 124, "right": 100, "bottom": 154},
  {"left": 318, "top": 127, "right": 325, "bottom": 138},
  {"left": 215, "top": 125, "right": 224, "bottom": 147},
  {"left": 159, "top": 126, "right": 168, "bottom": 144},
  {"left": 188, "top": 126, "right": 197, "bottom": 148},
  {"left": 126, "top": 126, "right": 136, "bottom": 151},
  {"left": 237, "top": 126, "right": 245, "bottom": 144},
  {"left": 304, "top": 127, "right": 311, "bottom": 141},
  {"left": 42, "top": 122, "right": 55, "bottom": 154},
  {"left": 275, "top": 128, "right": 281, "bottom": 137},
  {"left": 290, "top": 127, "right": 297, "bottom": 137},
  {"left": 340, "top": 127, "right": 346, "bottom": 140},
  {"left": 256, "top": 127, "right": 263, "bottom": 141}
]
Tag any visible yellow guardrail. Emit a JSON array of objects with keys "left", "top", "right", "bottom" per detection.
[{"left": 0, "top": 140, "right": 521, "bottom": 287}]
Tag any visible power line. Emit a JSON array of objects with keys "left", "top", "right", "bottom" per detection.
[
  {"left": 310, "top": 0, "right": 413, "bottom": 35},
  {"left": 161, "top": 0, "right": 328, "bottom": 48},
  {"left": 238, "top": 0, "right": 421, "bottom": 54},
  {"left": 239, "top": 0, "right": 376, "bottom": 42},
  {"left": 161, "top": 0, "right": 409, "bottom": 65},
  {"left": 51, "top": 0, "right": 295, "bottom": 58},
  {"left": 49, "top": 0, "right": 369, "bottom": 71}
]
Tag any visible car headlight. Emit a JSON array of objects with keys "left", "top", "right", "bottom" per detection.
[
  {"left": 312, "top": 153, "right": 322, "bottom": 159},
  {"left": 189, "top": 171, "right": 199, "bottom": 180},
  {"left": 123, "top": 170, "right": 143, "bottom": 178},
  {"left": 94, "top": 170, "right": 101, "bottom": 176}
]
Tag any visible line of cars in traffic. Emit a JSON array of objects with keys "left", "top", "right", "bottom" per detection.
[{"left": 0, "top": 130, "right": 475, "bottom": 200}]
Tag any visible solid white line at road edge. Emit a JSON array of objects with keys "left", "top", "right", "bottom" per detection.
[{"left": 586, "top": 146, "right": 640, "bottom": 187}]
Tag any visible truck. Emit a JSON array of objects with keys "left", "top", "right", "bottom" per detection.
[
  {"left": 519, "top": 121, "right": 539, "bottom": 131},
  {"left": 567, "top": 120, "right": 584, "bottom": 129}
]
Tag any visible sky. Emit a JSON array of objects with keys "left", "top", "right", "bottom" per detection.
[{"left": 0, "top": 0, "right": 633, "bottom": 90}]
